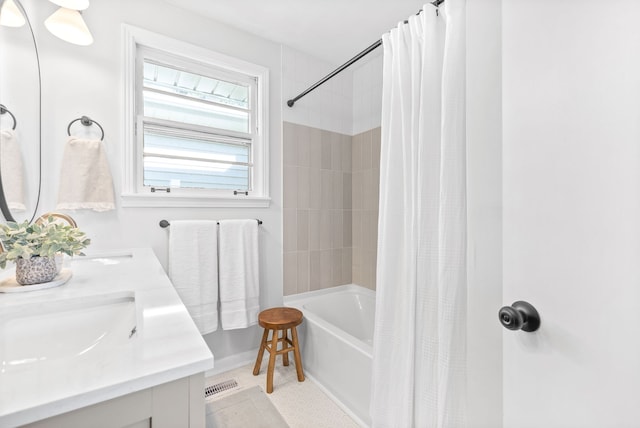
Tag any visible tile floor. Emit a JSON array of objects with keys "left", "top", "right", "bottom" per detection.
[{"left": 206, "top": 361, "right": 361, "bottom": 428}]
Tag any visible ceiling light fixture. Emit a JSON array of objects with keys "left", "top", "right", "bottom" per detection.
[
  {"left": 44, "top": 7, "right": 93, "bottom": 46},
  {"left": 48, "top": 0, "right": 89, "bottom": 11},
  {"left": 0, "top": 0, "right": 26, "bottom": 27}
]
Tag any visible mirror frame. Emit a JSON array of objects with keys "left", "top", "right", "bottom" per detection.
[{"left": 0, "top": 0, "right": 42, "bottom": 223}]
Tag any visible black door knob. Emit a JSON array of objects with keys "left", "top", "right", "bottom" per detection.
[{"left": 498, "top": 301, "right": 540, "bottom": 332}]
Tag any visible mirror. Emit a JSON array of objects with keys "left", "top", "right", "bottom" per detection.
[{"left": 0, "top": 0, "right": 41, "bottom": 223}]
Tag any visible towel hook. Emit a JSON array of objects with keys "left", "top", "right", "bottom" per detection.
[
  {"left": 67, "top": 115, "right": 104, "bottom": 141},
  {"left": 0, "top": 104, "right": 17, "bottom": 130}
]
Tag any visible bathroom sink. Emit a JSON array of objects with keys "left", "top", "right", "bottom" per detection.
[{"left": 0, "top": 291, "right": 138, "bottom": 370}]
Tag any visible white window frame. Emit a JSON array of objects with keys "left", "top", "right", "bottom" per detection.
[{"left": 121, "top": 25, "right": 270, "bottom": 208}]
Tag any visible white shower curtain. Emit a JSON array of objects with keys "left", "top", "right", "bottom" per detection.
[{"left": 371, "top": 1, "right": 467, "bottom": 427}]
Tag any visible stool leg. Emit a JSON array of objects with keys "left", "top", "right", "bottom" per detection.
[
  {"left": 253, "top": 328, "right": 269, "bottom": 376},
  {"left": 291, "top": 326, "right": 305, "bottom": 382},
  {"left": 266, "top": 328, "right": 279, "bottom": 393},
  {"left": 282, "top": 329, "right": 290, "bottom": 366}
]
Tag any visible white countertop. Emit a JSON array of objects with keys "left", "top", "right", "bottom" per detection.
[{"left": 0, "top": 248, "right": 214, "bottom": 427}]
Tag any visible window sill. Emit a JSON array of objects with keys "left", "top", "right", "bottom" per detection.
[{"left": 120, "top": 193, "right": 271, "bottom": 208}]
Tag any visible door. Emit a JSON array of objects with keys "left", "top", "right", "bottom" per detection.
[{"left": 502, "top": 1, "right": 640, "bottom": 427}]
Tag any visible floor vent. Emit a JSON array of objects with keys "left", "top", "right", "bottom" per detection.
[{"left": 205, "top": 379, "right": 238, "bottom": 398}]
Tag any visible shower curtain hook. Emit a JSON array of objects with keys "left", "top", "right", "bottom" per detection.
[{"left": 431, "top": 0, "right": 443, "bottom": 16}]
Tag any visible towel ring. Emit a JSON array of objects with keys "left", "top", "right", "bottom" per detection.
[
  {"left": 67, "top": 116, "right": 104, "bottom": 141},
  {"left": 0, "top": 104, "right": 17, "bottom": 130}
]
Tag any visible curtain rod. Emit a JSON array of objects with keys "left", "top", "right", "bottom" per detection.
[{"left": 286, "top": 0, "right": 445, "bottom": 108}]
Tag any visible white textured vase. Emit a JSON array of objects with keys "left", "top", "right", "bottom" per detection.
[{"left": 15, "top": 256, "right": 58, "bottom": 285}]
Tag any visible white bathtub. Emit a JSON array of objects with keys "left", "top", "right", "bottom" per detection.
[{"left": 285, "top": 284, "right": 375, "bottom": 427}]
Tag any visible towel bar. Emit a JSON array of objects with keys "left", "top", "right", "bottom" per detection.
[{"left": 159, "top": 219, "right": 263, "bottom": 228}]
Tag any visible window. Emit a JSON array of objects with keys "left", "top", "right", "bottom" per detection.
[{"left": 122, "top": 26, "right": 270, "bottom": 207}]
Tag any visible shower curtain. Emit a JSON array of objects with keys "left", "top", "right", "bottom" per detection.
[{"left": 370, "top": 1, "right": 467, "bottom": 427}]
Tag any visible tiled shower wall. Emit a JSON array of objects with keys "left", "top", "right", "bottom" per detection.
[
  {"left": 351, "top": 127, "right": 381, "bottom": 290},
  {"left": 283, "top": 122, "right": 381, "bottom": 295},
  {"left": 283, "top": 122, "right": 353, "bottom": 295}
]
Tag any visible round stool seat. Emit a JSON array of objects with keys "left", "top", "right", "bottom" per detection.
[
  {"left": 253, "top": 307, "right": 305, "bottom": 393},
  {"left": 258, "top": 307, "right": 303, "bottom": 330}
]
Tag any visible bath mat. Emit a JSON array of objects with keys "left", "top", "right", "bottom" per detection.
[{"left": 206, "top": 385, "right": 289, "bottom": 428}]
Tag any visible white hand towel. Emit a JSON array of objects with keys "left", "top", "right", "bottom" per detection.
[
  {"left": 56, "top": 137, "right": 115, "bottom": 212},
  {"left": 0, "top": 129, "right": 25, "bottom": 211},
  {"left": 219, "top": 219, "right": 260, "bottom": 330},
  {"left": 168, "top": 220, "right": 219, "bottom": 335}
]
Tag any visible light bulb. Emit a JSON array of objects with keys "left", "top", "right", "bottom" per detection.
[
  {"left": 45, "top": 7, "right": 93, "bottom": 46},
  {"left": 0, "top": 0, "right": 26, "bottom": 28}
]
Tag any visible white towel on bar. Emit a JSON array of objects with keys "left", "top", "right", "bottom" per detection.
[
  {"left": 56, "top": 137, "right": 115, "bottom": 212},
  {"left": 168, "top": 220, "right": 219, "bottom": 335},
  {"left": 219, "top": 219, "right": 260, "bottom": 330},
  {"left": 0, "top": 129, "right": 26, "bottom": 211}
]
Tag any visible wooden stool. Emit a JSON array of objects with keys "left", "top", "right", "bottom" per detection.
[{"left": 252, "top": 307, "right": 305, "bottom": 393}]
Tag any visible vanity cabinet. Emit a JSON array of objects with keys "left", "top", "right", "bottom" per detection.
[
  {"left": 0, "top": 249, "right": 213, "bottom": 427},
  {"left": 23, "top": 374, "right": 204, "bottom": 428}
]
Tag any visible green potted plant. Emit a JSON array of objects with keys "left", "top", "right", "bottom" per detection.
[{"left": 0, "top": 215, "right": 91, "bottom": 285}]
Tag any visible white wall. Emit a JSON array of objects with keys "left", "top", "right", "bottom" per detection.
[
  {"left": 503, "top": 1, "right": 640, "bottom": 426},
  {"left": 18, "top": 0, "right": 283, "bottom": 366},
  {"left": 282, "top": 46, "right": 353, "bottom": 135},
  {"left": 282, "top": 44, "right": 384, "bottom": 137},
  {"left": 352, "top": 51, "right": 383, "bottom": 135}
]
